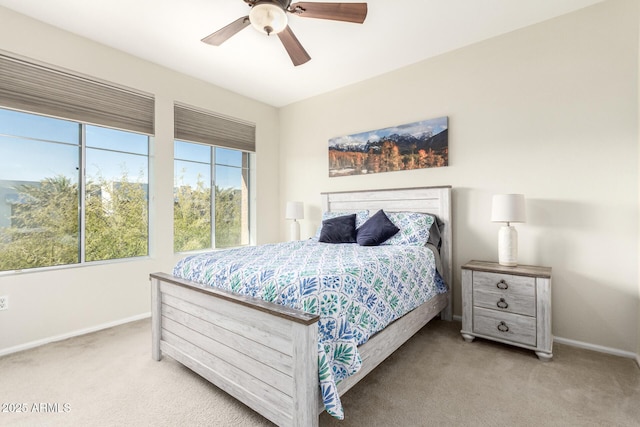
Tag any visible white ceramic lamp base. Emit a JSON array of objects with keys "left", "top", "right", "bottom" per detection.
[
  {"left": 289, "top": 220, "right": 300, "bottom": 241},
  {"left": 498, "top": 225, "right": 518, "bottom": 266}
]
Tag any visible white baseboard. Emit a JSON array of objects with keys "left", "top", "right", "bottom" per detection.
[
  {"left": 0, "top": 312, "right": 151, "bottom": 357},
  {"left": 449, "top": 315, "right": 638, "bottom": 361},
  {"left": 553, "top": 336, "right": 637, "bottom": 360}
]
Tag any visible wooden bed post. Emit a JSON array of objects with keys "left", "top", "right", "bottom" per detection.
[
  {"left": 438, "top": 186, "right": 453, "bottom": 321},
  {"left": 292, "top": 322, "right": 320, "bottom": 427},
  {"left": 151, "top": 276, "right": 162, "bottom": 361}
]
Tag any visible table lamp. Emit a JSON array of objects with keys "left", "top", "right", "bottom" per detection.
[
  {"left": 285, "top": 201, "right": 304, "bottom": 241},
  {"left": 491, "top": 194, "right": 526, "bottom": 266}
]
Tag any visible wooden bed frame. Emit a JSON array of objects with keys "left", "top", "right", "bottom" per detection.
[{"left": 150, "top": 186, "right": 452, "bottom": 426}]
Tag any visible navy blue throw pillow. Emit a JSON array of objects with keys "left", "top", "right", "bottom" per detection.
[
  {"left": 356, "top": 209, "right": 400, "bottom": 246},
  {"left": 319, "top": 214, "right": 357, "bottom": 243}
]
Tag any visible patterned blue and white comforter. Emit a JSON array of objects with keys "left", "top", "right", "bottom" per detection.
[{"left": 173, "top": 240, "right": 448, "bottom": 419}]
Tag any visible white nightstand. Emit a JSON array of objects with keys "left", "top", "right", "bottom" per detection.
[{"left": 461, "top": 260, "right": 553, "bottom": 361}]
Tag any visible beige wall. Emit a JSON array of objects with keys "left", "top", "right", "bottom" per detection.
[
  {"left": 0, "top": 7, "right": 280, "bottom": 353},
  {"left": 638, "top": 0, "right": 640, "bottom": 366},
  {"left": 279, "top": 0, "right": 639, "bottom": 353}
]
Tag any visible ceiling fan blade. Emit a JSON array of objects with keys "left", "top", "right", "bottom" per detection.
[
  {"left": 277, "top": 26, "right": 311, "bottom": 66},
  {"left": 201, "top": 16, "right": 250, "bottom": 46},
  {"left": 289, "top": 2, "right": 367, "bottom": 24}
]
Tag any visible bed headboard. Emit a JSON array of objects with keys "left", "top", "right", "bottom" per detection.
[{"left": 321, "top": 186, "right": 452, "bottom": 319}]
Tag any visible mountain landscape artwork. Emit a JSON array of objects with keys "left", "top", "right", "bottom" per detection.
[{"left": 328, "top": 117, "right": 448, "bottom": 177}]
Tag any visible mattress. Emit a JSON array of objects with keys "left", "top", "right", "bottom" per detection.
[{"left": 173, "top": 239, "right": 448, "bottom": 419}]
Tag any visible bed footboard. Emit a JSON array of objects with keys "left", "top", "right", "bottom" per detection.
[{"left": 150, "top": 272, "right": 320, "bottom": 427}]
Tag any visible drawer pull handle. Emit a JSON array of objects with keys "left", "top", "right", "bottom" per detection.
[
  {"left": 497, "top": 298, "right": 509, "bottom": 309},
  {"left": 497, "top": 321, "right": 509, "bottom": 332},
  {"left": 496, "top": 280, "right": 508, "bottom": 290}
]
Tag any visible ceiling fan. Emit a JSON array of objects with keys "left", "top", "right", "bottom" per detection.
[{"left": 201, "top": 1, "right": 368, "bottom": 66}]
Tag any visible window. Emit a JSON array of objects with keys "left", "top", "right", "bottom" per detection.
[
  {"left": 174, "top": 141, "right": 250, "bottom": 251},
  {"left": 85, "top": 125, "right": 149, "bottom": 261},
  {"left": 0, "top": 54, "right": 154, "bottom": 272},
  {"left": 0, "top": 108, "right": 149, "bottom": 272},
  {"left": 173, "top": 103, "right": 255, "bottom": 253}
]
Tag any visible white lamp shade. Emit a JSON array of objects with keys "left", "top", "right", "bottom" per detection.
[
  {"left": 285, "top": 201, "right": 304, "bottom": 220},
  {"left": 491, "top": 194, "right": 526, "bottom": 223}
]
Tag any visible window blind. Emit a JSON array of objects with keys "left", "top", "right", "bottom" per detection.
[
  {"left": 174, "top": 103, "right": 256, "bottom": 152},
  {"left": 0, "top": 53, "right": 154, "bottom": 135}
]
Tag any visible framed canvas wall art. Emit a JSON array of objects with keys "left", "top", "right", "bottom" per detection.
[{"left": 328, "top": 117, "right": 448, "bottom": 177}]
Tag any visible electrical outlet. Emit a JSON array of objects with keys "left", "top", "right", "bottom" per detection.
[{"left": 0, "top": 295, "right": 8, "bottom": 311}]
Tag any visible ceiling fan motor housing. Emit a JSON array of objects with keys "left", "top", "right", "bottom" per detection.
[{"left": 249, "top": 0, "right": 291, "bottom": 35}]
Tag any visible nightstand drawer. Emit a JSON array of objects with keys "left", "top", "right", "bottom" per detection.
[
  {"left": 473, "top": 271, "right": 535, "bottom": 295},
  {"left": 473, "top": 307, "right": 536, "bottom": 346},
  {"left": 472, "top": 271, "right": 535, "bottom": 316}
]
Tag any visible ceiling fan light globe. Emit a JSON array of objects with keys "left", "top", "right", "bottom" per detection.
[{"left": 249, "top": 2, "right": 288, "bottom": 35}]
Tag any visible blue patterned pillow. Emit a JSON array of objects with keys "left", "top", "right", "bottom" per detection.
[
  {"left": 382, "top": 211, "right": 436, "bottom": 246},
  {"left": 313, "top": 210, "right": 369, "bottom": 240}
]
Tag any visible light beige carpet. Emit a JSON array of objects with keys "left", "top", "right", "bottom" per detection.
[{"left": 1, "top": 318, "right": 638, "bottom": 426}]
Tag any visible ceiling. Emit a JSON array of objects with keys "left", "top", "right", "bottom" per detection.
[{"left": 0, "top": 0, "right": 604, "bottom": 107}]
